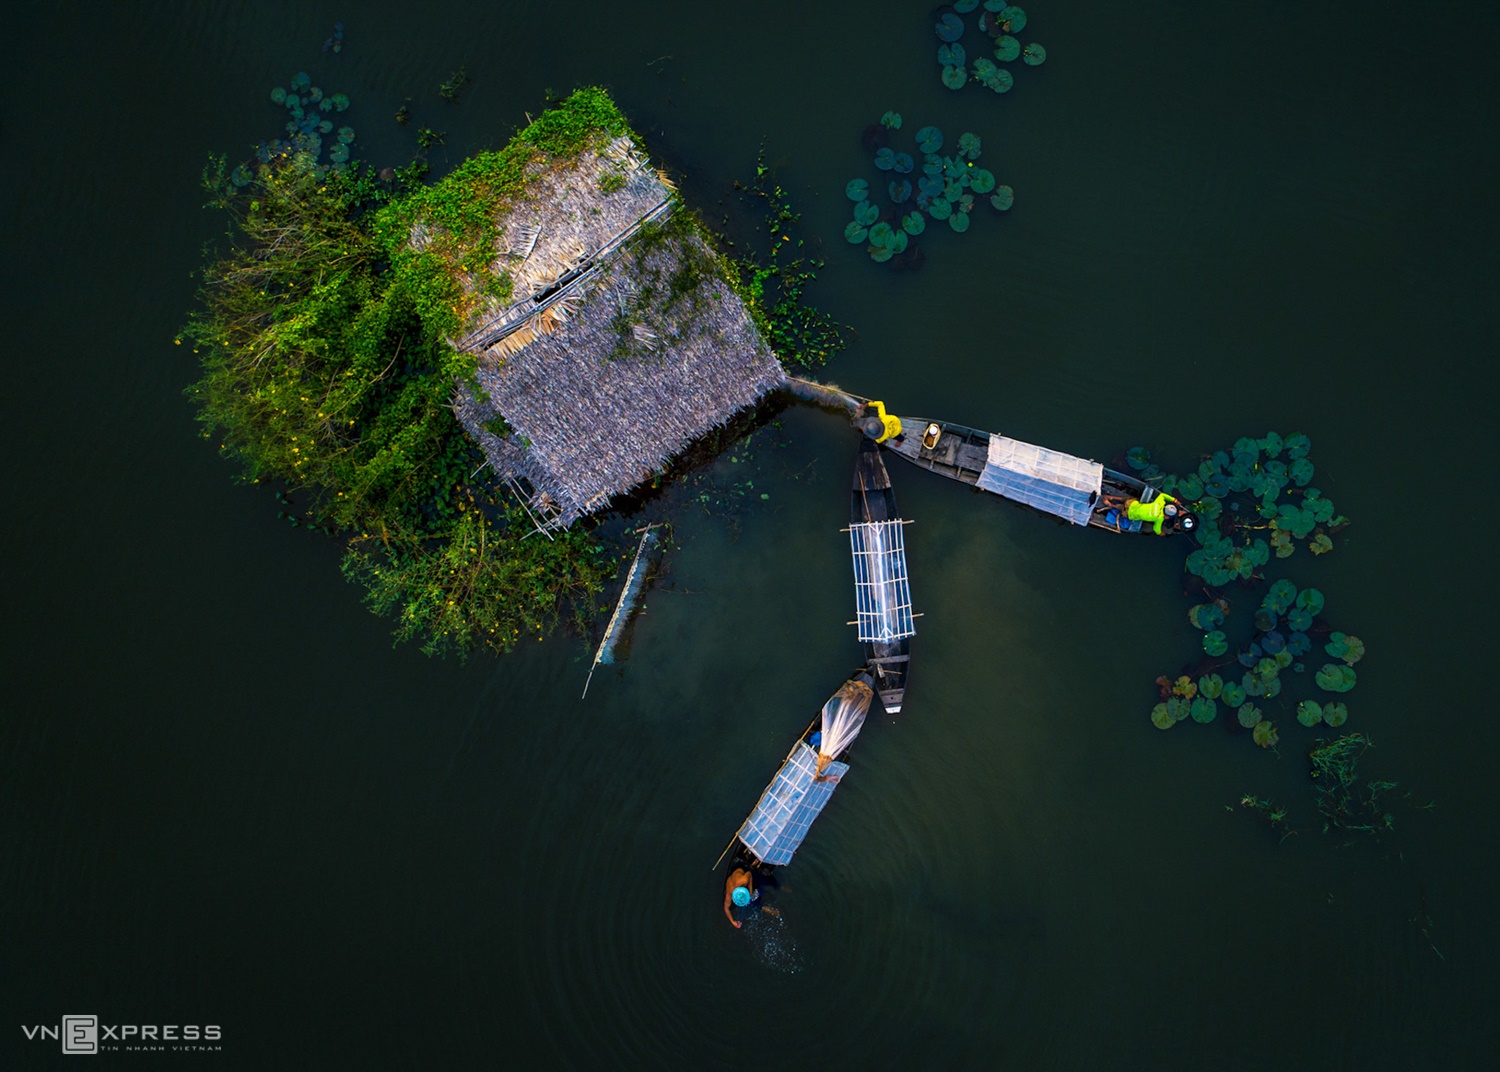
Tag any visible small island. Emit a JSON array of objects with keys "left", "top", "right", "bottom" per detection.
[{"left": 186, "top": 87, "right": 807, "bottom": 656}]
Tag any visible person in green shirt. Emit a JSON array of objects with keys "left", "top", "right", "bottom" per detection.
[{"left": 1102, "top": 492, "right": 1190, "bottom": 535}]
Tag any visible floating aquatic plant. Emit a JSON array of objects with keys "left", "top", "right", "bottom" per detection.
[
  {"left": 888, "top": 179, "right": 913, "bottom": 203},
  {"left": 1203, "top": 630, "right": 1228, "bottom": 657},
  {"left": 948, "top": 212, "right": 970, "bottom": 232},
  {"left": 881, "top": 110, "right": 902, "bottom": 129},
  {"left": 998, "top": 5, "right": 1028, "bottom": 32},
  {"left": 902, "top": 211, "right": 926, "bottom": 235},
  {"left": 935, "top": 13, "right": 965, "bottom": 42},
  {"left": 846, "top": 178, "right": 869, "bottom": 201},
  {"left": 844, "top": 221, "right": 869, "bottom": 244},
  {"left": 938, "top": 43, "right": 967, "bottom": 68},
  {"left": 942, "top": 66, "right": 968, "bottom": 90},
  {"left": 990, "top": 186, "right": 1014, "bottom": 210},
  {"left": 995, "top": 36, "right": 1021, "bottom": 61},
  {"left": 1252, "top": 720, "right": 1279, "bottom": 749},
  {"left": 916, "top": 126, "right": 944, "bottom": 154},
  {"left": 1315, "top": 664, "right": 1357, "bottom": 693},
  {"left": 853, "top": 201, "right": 879, "bottom": 226},
  {"left": 1022, "top": 43, "right": 1047, "bottom": 65},
  {"left": 874, "top": 148, "right": 897, "bottom": 171}
]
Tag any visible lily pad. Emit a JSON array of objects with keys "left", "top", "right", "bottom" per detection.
[
  {"left": 874, "top": 148, "right": 897, "bottom": 171},
  {"left": 854, "top": 201, "right": 879, "bottom": 226},
  {"left": 918, "top": 175, "right": 946, "bottom": 200},
  {"left": 1322, "top": 702, "right": 1348, "bottom": 728},
  {"left": 888, "top": 179, "right": 913, "bottom": 204},
  {"left": 990, "top": 185, "right": 1015, "bottom": 210},
  {"left": 1203, "top": 630, "right": 1228, "bottom": 657},
  {"left": 998, "top": 5, "right": 1028, "bottom": 32},
  {"left": 1198, "top": 674, "right": 1223, "bottom": 699},
  {"left": 1315, "top": 663, "right": 1357, "bottom": 693},
  {"left": 938, "top": 43, "right": 967, "bottom": 68},
  {"left": 1284, "top": 433, "right": 1311, "bottom": 459},
  {"left": 1190, "top": 697, "right": 1217, "bottom": 724},
  {"left": 1253, "top": 720, "right": 1279, "bottom": 748},
  {"left": 1289, "top": 457, "right": 1315, "bottom": 486},
  {"left": 1151, "top": 703, "right": 1176, "bottom": 730},
  {"left": 1237, "top": 704, "right": 1262, "bottom": 729},
  {"left": 889, "top": 230, "right": 909, "bottom": 254},
  {"left": 969, "top": 168, "right": 996, "bottom": 194},
  {"left": 1296, "top": 700, "right": 1324, "bottom": 728},
  {"left": 1264, "top": 578, "right": 1298, "bottom": 616},
  {"left": 844, "top": 221, "right": 869, "bottom": 244},
  {"left": 1324, "top": 633, "right": 1365, "bottom": 665},
  {"left": 916, "top": 126, "right": 944, "bottom": 154},
  {"left": 1023, "top": 42, "right": 1048, "bottom": 65},
  {"left": 994, "top": 35, "right": 1021, "bottom": 61},
  {"left": 936, "top": 13, "right": 965, "bottom": 42},
  {"left": 949, "top": 211, "right": 971, "bottom": 233},
  {"left": 330, "top": 93, "right": 350, "bottom": 112},
  {"left": 1285, "top": 606, "right": 1313, "bottom": 633},
  {"left": 1221, "top": 681, "right": 1247, "bottom": 708},
  {"left": 954, "top": 0, "right": 980, "bottom": 10},
  {"left": 980, "top": 64, "right": 1014, "bottom": 92},
  {"left": 928, "top": 198, "right": 952, "bottom": 220},
  {"left": 901, "top": 211, "right": 927, "bottom": 236},
  {"left": 1188, "top": 602, "right": 1224, "bottom": 630},
  {"left": 846, "top": 178, "right": 870, "bottom": 202},
  {"left": 1260, "top": 432, "right": 1284, "bottom": 457},
  {"left": 881, "top": 110, "right": 902, "bottom": 129},
  {"left": 1309, "top": 533, "right": 1334, "bottom": 555},
  {"left": 958, "top": 135, "right": 981, "bottom": 161},
  {"left": 894, "top": 152, "right": 915, "bottom": 174},
  {"left": 869, "top": 245, "right": 893, "bottom": 263},
  {"left": 270, "top": 86, "right": 287, "bottom": 104},
  {"left": 942, "top": 65, "right": 969, "bottom": 90},
  {"left": 1295, "top": 588, "right": 1325, "bottom": 616},
  {"left": 1287, "top": 632, "right": 1312, "bottom": 657},
  {"left": 868, "top": 222, "right": 894, "bottom": 246}
]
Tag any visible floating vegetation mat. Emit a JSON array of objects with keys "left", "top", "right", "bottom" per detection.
[
  {"left": 934, "top": 3, "right": 1047, "bottom": 94},
  {"left": 1136, "top": 433, "right": 1366, "bottom": 749}
]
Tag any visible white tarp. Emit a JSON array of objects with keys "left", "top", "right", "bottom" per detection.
[{"left": 975, "top": 435, "right": 1104, "bottom": 526}]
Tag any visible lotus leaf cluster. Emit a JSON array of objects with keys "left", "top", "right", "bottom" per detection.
[
  {"left": 1143, "top": 432, "right": 1367, "bottom": 749},
  {"left": 846, "top": 119, "right": 1013, "bottom": 264},
  {"left": 1315, "top": 663, "right": 1358, "bottom": 693},
  {"left": 931, "top": 2, "right": 1047, "bottom": 94},
  {"left": 260, "top": 75, "right": 356, "bottom": 175},
  {"left": 1324, "top": 632, "right": 1365, "bottom": 664}
]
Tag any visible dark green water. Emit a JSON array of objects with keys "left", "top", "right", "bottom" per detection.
[{"left": 4, "top": 2, "right": 1498, "bottom": 1068}]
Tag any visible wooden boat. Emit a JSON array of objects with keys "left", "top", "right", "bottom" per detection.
[
  {"left": 869, "top": 411, "right": 1197, "bottom": 536},
  {"left": 851, "top": 439, "right": 914, "bottom": 713},
  {"left": 718, "top": 671, "right": 879, "bottom": 887}
]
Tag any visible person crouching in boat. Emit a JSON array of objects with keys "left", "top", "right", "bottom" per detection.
[
  {"left": 724, "top": 868, "right": 759, "bottom": 928},
  {"left": 1102, "top": 492, "right": 1192, "bottom": 535}
]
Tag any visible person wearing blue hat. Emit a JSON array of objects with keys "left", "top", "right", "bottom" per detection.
[{"left": 723, "top": 867, "right": 759, "bottom": 928}]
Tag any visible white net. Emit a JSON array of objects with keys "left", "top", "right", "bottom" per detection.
[{"left": 819, "top": 679, "right": 874, "bottom": 766}]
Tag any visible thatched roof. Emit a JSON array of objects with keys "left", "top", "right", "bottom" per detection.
[{"left": 448, "top": 135, "right": 785, "bottom": 530}]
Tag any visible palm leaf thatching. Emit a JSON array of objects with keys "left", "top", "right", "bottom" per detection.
[{"left": 443, "top": 135, "right": 784, "bottom": 531}]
